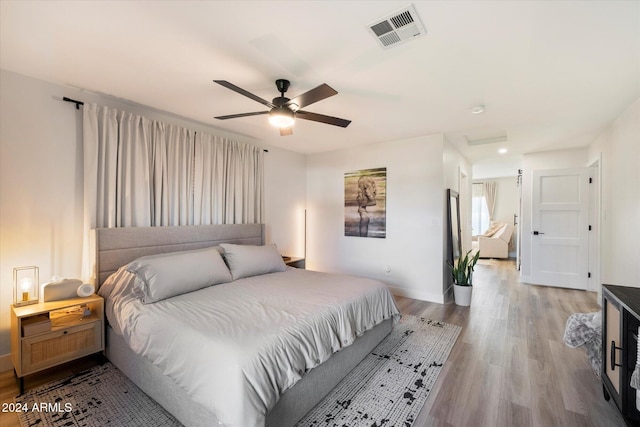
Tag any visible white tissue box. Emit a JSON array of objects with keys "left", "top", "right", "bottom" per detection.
[{"left": 43, "top": 279, "right": 83, "bottom": 302}]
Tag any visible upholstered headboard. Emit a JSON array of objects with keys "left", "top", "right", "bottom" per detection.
[{"left": 91, "top": 224, "right": 265, "bottom": 287}]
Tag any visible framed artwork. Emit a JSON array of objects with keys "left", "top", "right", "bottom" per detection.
[{"left": 344, "top": 167, "right": 386, "bottom": 238}]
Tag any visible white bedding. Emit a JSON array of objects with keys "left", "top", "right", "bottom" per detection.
[{"left": 99, "top": 267, "right": 400, "bottom": 427}]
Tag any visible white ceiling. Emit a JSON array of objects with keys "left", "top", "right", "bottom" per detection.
[{"left": 2, "top": 1, "right": 639, "bottom": 177}]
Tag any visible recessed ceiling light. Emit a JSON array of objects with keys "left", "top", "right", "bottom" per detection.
[
  {"left": 498, "top": 148, "right": 508, "bottom": 154},
  {"left": 470, "top": 105, "right": 485, "bottom": 114}
]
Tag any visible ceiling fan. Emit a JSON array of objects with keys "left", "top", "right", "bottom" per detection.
[{"left": 213, "top": 79, "right": 351, "bottom": 136}]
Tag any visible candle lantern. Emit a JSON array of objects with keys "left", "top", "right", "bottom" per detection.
[{"left": 13, "top": 266, "right": 39, "bottom": 307}]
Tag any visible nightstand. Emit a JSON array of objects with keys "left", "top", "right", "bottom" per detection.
[
  {"left": 284, "top": 257, "right": 306, "bottom": 269},
  {"left": 11, "top": 295, "right": 105, "bottom": 394}
]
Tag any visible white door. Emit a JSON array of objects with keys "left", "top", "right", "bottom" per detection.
[{"left": 530, "top": 168, "right": 590, "bottom": 289}]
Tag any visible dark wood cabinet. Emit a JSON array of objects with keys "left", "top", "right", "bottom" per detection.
[
  {"left": 603, "top": 284, "right": 640, "bottom": 425},
  {"left": 284, "top": 257, "right": 305, "bottom": 269}
]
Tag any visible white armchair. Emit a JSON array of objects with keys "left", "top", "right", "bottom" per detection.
[{"left": 477, "top": 223, "right": 514, "bottom": 259}]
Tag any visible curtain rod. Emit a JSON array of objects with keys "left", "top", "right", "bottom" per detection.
[
  {"left": 63, "top": 97, "right": 84, "bottom": 109},
  {"left": 62, "top": 96, "right": 268, "bottom": 152}
]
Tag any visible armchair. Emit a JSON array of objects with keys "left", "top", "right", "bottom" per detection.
[{"left": 477, "top": 223, "right": 513, "bottom": 259}]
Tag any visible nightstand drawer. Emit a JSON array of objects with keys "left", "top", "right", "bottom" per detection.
[{"left": 21, "top": 320, "right": 102, "bottom": 374}]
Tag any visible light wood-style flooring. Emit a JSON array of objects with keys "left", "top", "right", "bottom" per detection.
[
  {"left": 0, "top": 259, "right": 626, "bottom": 426},
  {"left": 404, "top": 259, "right": 625, "bottom": 427}
]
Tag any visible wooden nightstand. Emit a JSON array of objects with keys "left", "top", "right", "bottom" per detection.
[
  {"left": 10, "top": 295, "right": 105, "bottom": 394},
  {"left": 284, "top": 257, "right": 306, "bottom": 269}
]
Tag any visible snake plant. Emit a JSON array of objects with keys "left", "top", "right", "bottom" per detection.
[{"left": 448, "top": 249, "right": 480, "bottom": 286}]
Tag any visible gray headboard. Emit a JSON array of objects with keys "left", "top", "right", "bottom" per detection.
[{"left": 91, "top": 224, "right": 265, "bottom": 287}]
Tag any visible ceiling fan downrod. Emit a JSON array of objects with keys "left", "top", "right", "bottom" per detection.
[{"left": 275, "top": 79, "right": 290, "bottom": 96}]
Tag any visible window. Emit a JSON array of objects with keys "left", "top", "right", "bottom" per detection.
[{"left": 472, "top": 183, "right": 490, "bottom": 236}]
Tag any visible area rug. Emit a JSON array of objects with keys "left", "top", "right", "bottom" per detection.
[
  {"left": 297, "top": 315, "right": 461, "bottom": 426},
  {"left": 16, "top": 315, "right": 460, "bottom": 427},
  {"left": 15, "top": 363, "right": 181, "bottom": 427}
]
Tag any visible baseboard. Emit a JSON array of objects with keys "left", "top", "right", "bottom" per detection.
[
  {"left": 0, "top": 353, "right": 13, "bottom": 372},
  {"left": 388, "top": 285, "right": 444, "bottom": 304}
]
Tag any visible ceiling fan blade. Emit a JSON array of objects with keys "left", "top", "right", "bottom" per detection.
[
  {"left": 213, "top": 80, "right": 275, "bottom": 108},
  {"left": 287, "top": 84, "right": 338, "bottom": 109},
  {"left": 279, "top": 127, "right": 294, "bottom": 136},
  {"left": 214, "top": 111, "right": 268, "bottom": 120},
  {"left": 296, "top": 110, "right": 351, "bottom": 128}
]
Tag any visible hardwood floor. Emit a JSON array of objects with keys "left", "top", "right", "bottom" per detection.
[
  {"left": 0, "top": 260, "right": 626, "bottom": 426},
  {"left": 403, "top": 259, "right": 626, "bottom": 427}
]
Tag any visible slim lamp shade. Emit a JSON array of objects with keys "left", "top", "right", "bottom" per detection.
[{"left": 13, "top": 266, "right": 39, "bottom": 307}]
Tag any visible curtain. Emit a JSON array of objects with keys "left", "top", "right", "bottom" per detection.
[
  {"left": 116, "top": 111, "right": 153, "bottom": 227},
  {"left": 152, "top": 122, "right": 195, "bottom": 226},
  {"left": 483, "top": 182, "right": 497, "bottom": 221},
  {"left": 81, "top": 103, "right": 264, "bottom": 281},
  {"left": 193, "top": 133, "right": 264, "bottom": 225}
]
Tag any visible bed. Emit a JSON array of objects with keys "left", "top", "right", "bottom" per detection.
[{"left": 91, "top": 224, "right": 400, "bottom": 427}]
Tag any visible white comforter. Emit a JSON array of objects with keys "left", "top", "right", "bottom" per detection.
[{"left": 99, "top": 267, "right": 400, "bottom": 427}]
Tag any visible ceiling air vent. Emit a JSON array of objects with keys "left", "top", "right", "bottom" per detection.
[
  {"left": 367, "top": 4, "right": 426, "bottom": 49},
  {"left": 465, "top": 131, "right": 508, "bottom": 146}
]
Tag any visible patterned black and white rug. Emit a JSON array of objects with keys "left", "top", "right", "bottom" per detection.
[
  {"left": 297, "top": 315, "right": 461, "bottom": 426},
  {"left": 15, "top": 315, "right": 460, "bottom": 427},
  {"left": 15, "top": 363, "right": 181, "bottom": 427}
]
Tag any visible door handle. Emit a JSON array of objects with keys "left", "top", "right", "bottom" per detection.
[
  {"left": 532, "top": 231, "right": 545, "bottom": 235},
  {"left": 611, "top": 340, "right": 623, "bottom": 371}
]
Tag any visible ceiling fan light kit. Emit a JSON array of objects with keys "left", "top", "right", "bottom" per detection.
[
  {"left": 269, "top": 107, "right": 295, "bottom": 128},
  {"left": 214, "top": 79, "right": 351, "bottom": 136}
]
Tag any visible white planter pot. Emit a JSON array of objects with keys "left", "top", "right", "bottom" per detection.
[{"left": 453, "top": 284, "right": 472, "bottom": 306}]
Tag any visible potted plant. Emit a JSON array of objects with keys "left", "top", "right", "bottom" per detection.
[{"left": 448, "top": 249, "right": 480, "bottom": 306}]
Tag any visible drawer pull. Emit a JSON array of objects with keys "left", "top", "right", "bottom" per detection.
[
  {"left": 611, "top": 340, "right": 623, "bottom": 370},
  {"left": 63, "top": 331, "right": 68, "bottom": 335}
]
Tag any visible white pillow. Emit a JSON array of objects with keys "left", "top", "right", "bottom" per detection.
[
  {"left": 481, "top": 222, "right": 504, "bottom": 237},
  {"left": 220, "top": 243, "right": 287, "bottom": 280},
  {"left": 127, "top": 246, "right": 232, "bottom": 303}
]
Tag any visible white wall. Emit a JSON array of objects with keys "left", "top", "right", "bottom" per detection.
[
  {"left": 307, "top": 134, "right": 451, "bottom": 303},
  {"left": 0, "top": 69, "right": 306, "bottom": 368},
  {"left": 264, "top": 147, "right": 307, "bottom": 258},
  {"left": 588, "top": 97, "right": 640, "bottom": 289},
  {"left": 520, "top": 148, "right": 589, "bottom": 281},
  {"left": 443, "top": 138, "right": 473, "bottom": 253}
]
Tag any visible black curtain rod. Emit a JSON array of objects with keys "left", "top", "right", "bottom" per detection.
[{"left": 63, "top": 97, "right": 84, "bottom": 109}]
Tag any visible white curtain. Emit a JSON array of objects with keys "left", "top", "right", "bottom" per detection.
[
  {"left": 81, "top": 103, "right": 263, "bottom": 281},
  {"left": 193, "top": 134, "right": 264, "bottom": 225},
  {"left": 152, "top": 122, "right": 195, "bottom": 226},
  {"left": 116, "top": 111, "right": 153, "bottom": 227},
  {"left": 483, "top": 182, "right": 497, "bottom": 221}
]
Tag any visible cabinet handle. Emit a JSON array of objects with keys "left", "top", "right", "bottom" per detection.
[
  {"left": 611, "top": 340, "right": 623, "bottom": 370},
  {"left": 63, "top": 331, "right": 68, "bottom": 335}
]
